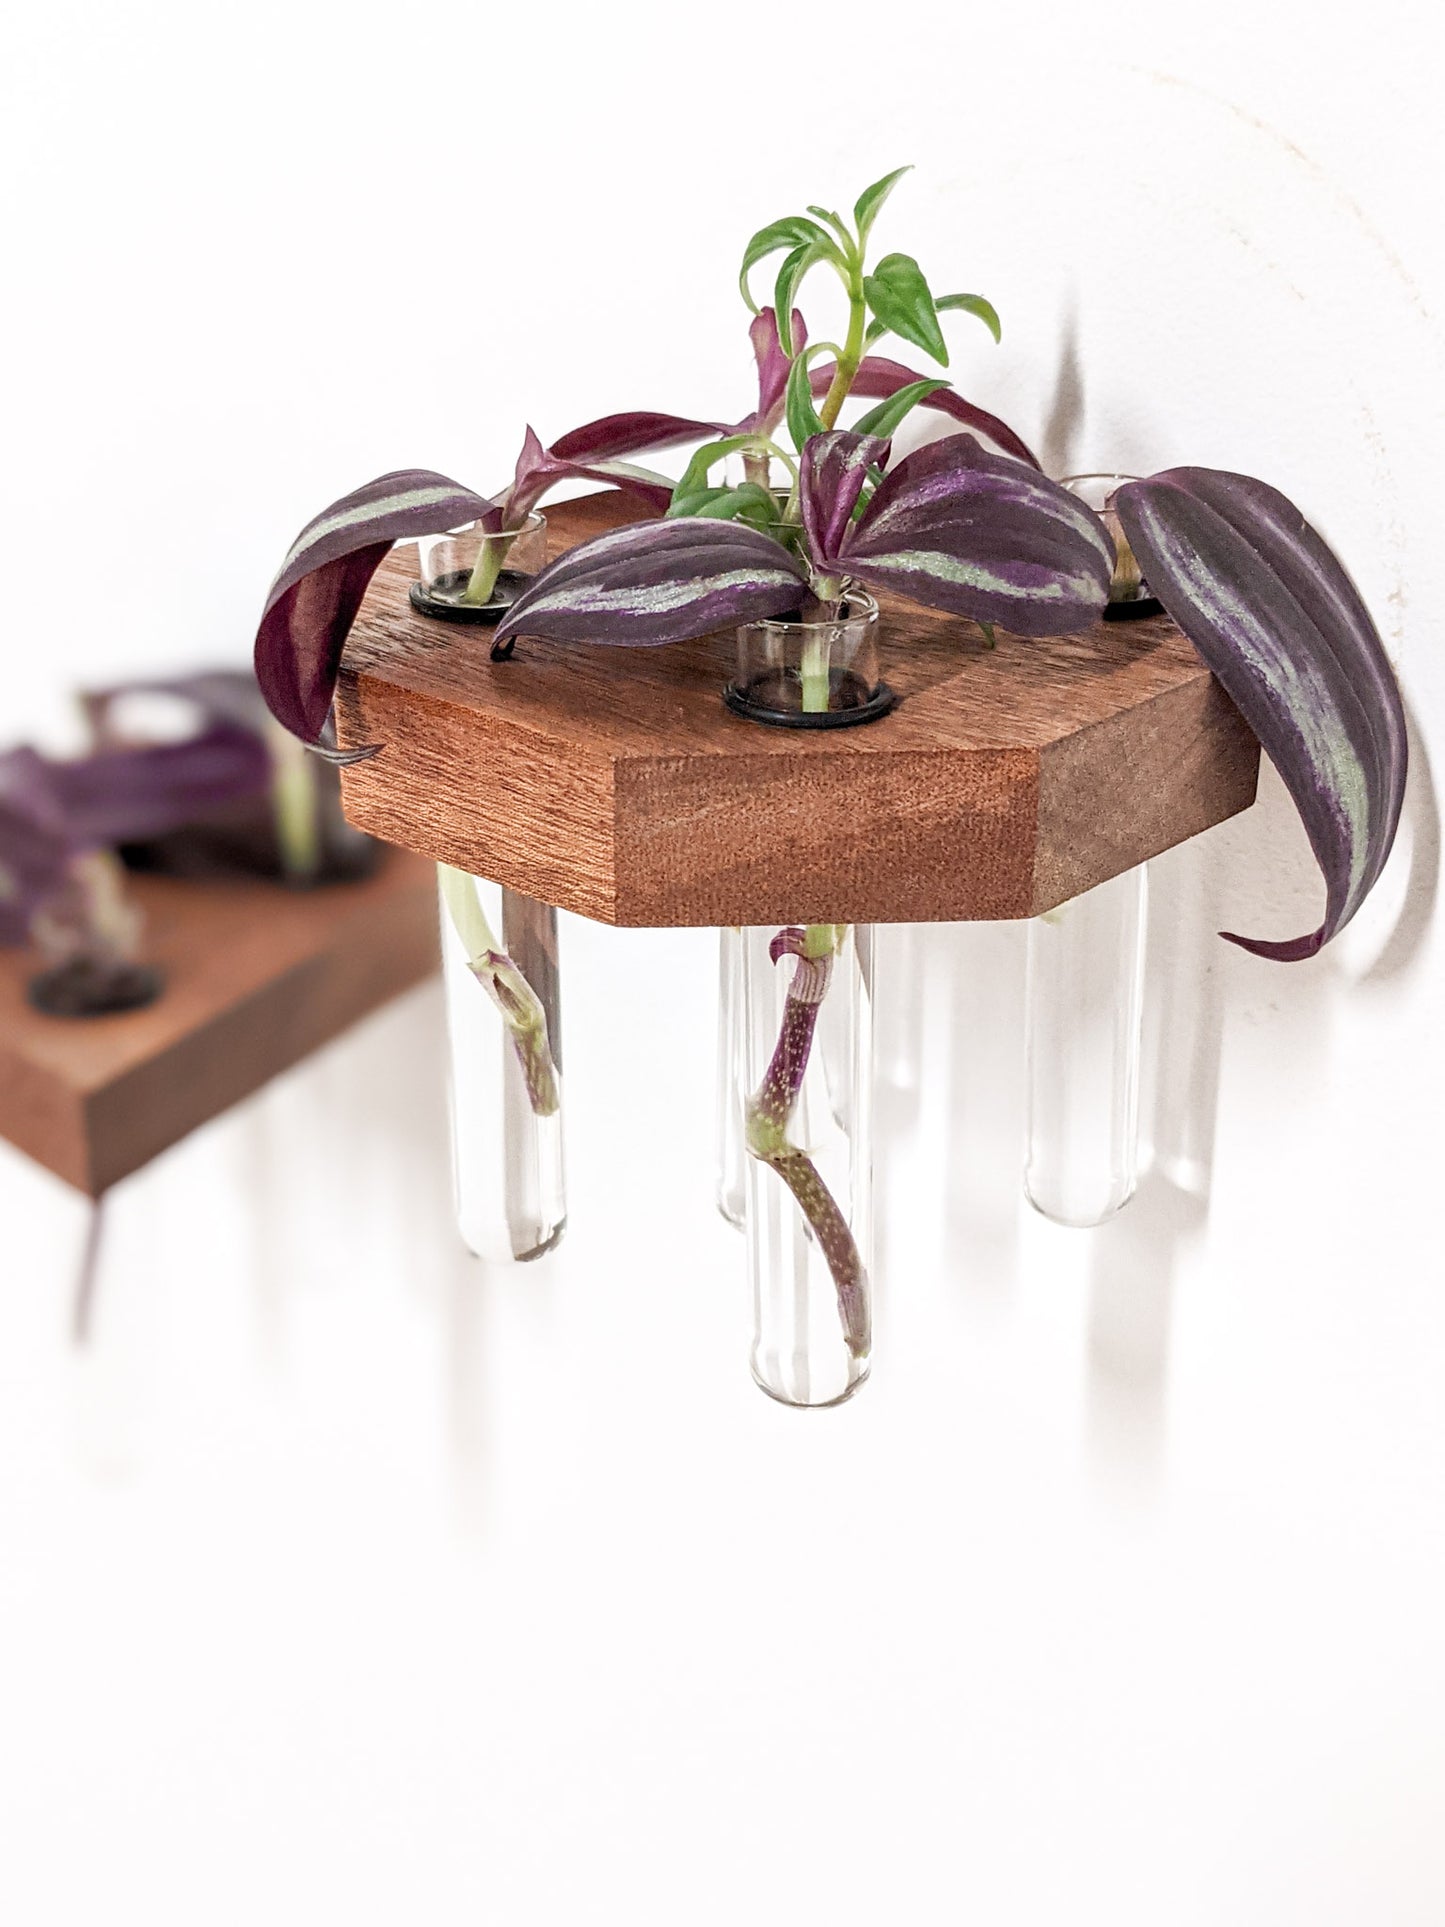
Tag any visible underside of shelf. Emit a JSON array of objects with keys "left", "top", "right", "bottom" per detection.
[{"left": 334, "top": 493, "right": 1261, "bottom": 927}]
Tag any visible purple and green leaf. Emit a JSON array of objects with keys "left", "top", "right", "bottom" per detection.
[
  {"left": 1114, "top": 468, "right": 1408, "bottom": 959},
  {"left": 517, "top": 412, "right": 726, "bottom": 521},
  {"left": 799, "top": 431, "right": 891, "bottom": 570},
  {"left": 835, "top": 432, "right": 1113, "bottom": 633},
  {"left": 255, "top": 468, "right": 496, "bottom": 750},
  {"left": 492, "top": 517, "right": 806, "bottom": 649}
]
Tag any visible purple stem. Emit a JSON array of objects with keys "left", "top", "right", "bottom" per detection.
[{"left": 745, "top": 927, "right": 870, "bottom": 1360}]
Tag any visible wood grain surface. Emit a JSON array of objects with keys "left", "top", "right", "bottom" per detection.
[
  {"left": 335, "top": 493, "right": 1260, "bottom": 926},
  {"left": 0, "top": 849, "right": 438, "bottom": 1196}
]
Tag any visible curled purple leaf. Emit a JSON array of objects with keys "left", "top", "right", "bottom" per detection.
[
  {"left": 255, "top": 469, "right": 496, "bottom": 746},
  {"left": 507, "top": 419, "right": 686, "bottom": 523},
  {"left": 493, "top": 517, "right": 807, "bottom": 649},
  {"left": 1114, "top": 468, "right": 1407, "bottom": 959},
  {"left": 548, "top": 411, "right": 728, "bottom": 464},
  {"left": 809, "top": 355, "right": 1041, "bottom": 470},
  {"left": 842, "top": 433, "right": 1113, "bottom": 633},
  {"left": 799, "top": 430, "right": 891, "bottom": 570},
  {"left": 746, "top": 307, "right": 808, "bottom": 432}
]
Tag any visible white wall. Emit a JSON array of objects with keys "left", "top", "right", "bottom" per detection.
[{"left": 3, "top": 4, "right": 1442, "bottom": 1921}]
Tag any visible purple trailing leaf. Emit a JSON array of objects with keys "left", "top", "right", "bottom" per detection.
[
  {"left": 809, "top": 354, "right": 1041, "bottom": 470},
  {"left": 507, "top": 420, "right": 709, "bottom": 524},
  {"left": 548, "top": 410, "right": 727, "bottom": 464},
  {"left": 799, "top": 430, "right": 891, "bottom": 567},
  {"left": 492, "top": 517, "right": 807, "bottom": 648},
  {"left": 255, "top": 469, "right": 497, "bottom": 749},
  {"left": 1114, "top": 468, "right": 1408, "bottom": 960},
  {"left": 832, "top": 432, "right": 1113, "bottom": 633}
]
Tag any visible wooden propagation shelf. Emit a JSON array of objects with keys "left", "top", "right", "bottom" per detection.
[{"left": 334, "top": 494, "right": 1261, "bottom": 928}]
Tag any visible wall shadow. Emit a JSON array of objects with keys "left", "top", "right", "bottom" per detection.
[
  {"left": 934, "top": 917, "right": 1029, "bottom": 1317},
  {"left": 1037, "top": 298, "right": 1085, "bottom": 479},
  {"left": 1083, "top": 835, "right": 1227, "bottom": 1493}
]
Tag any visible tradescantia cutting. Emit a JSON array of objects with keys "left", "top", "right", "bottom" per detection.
[
  {"left": 251, "top": 166, "right": 1408, "bottom": 1352},
  {"left": 0, "top": 673, "right": 379, "bottom": 1015}
]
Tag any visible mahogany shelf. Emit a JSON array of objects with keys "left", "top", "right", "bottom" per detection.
[
  {"left": 334, "top": 494, "right": 1260, "bottom": 928},
  {"left": 0, "top": 849, "right": 437, "bottom": 1197}
]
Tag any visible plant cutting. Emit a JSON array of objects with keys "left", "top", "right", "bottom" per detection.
[
  {"left": 0, "top": 708, "right": 270, "bottom": 1013},
  {"left": 84, "top": 670, "right": 378, "bottom": 886},
  {"left": 408, "top": 416, "right": 728, "bottom": 629},
  {"left": 0, "top": 671, "right": 386, "bottom": 1015},
  {"left": 252, "top": 166, "right": 1407, "bottom": 1400}
]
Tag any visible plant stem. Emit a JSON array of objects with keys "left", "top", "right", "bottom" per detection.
[
  {"left": 800, "top": 628, "right": 831, "bottom": 713},
  {"left": 461, "top": 531, "right": 512, "bottom": 607},
  {"left": 745, "top": 924, "right": 869, "bottom": 1360},
  {"left": 266, "top": 721, "right": 321, "bottom": 881},
  {"left": 817, "top": 269, "right": 867, "bottom": 430},
  {"left": 438, "top": 863, "right": 560, "bottom": 1116}
]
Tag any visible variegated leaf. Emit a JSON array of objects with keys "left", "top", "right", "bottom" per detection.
[
  {"left": 799, "top": 431, "right": 891, "bottom": 569},
  {"left": 492, "top": 517, "right": 807, "bottom": 648},
  {"left": 255, "top": 469, "right": 496, "bottom": 749},
  {"left": 841, "top": 433, "right": 1114, "bottom": 634},
  {"left": 1114, "top": 468, "right": 1408, "bottom": 959}
]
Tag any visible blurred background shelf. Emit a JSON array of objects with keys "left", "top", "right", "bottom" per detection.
[{"left": 0, "top": 849, "right": 437, "bottom": 1197}]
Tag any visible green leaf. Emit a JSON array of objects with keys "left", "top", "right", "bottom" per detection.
[
  {"left": 774, "top": 239, "right": 836, "bottom": 354},
  {"left": 851, "top": 377, "right": 950, "bottom": 439},
  {"left": 936, "top": 292, "right": 1002, "bottom": 344},
  {"left": 666, "top": 481, "right": 779, "bottom": 530},
  {"left": 785, "top": 349, "right": 826, "bottom": 454},
  {"left": 807, "top": 205, "right": 856, "bottom": 255},
  {"left": 853, "top": 166, "right": 912, "bottom": 247},
  {"left": 669, "top": 435, "right": 759, "bottom": 503},
  {"left": 738, "top": 215, "right": 835, "bottom": 313},
  {"left": 863, "top": 252, "right": 948, "bottom": 366}
]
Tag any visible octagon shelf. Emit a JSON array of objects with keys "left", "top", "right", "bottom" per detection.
[{"left": 333, "top": 493, "right": 1260, "bottom": 927}]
